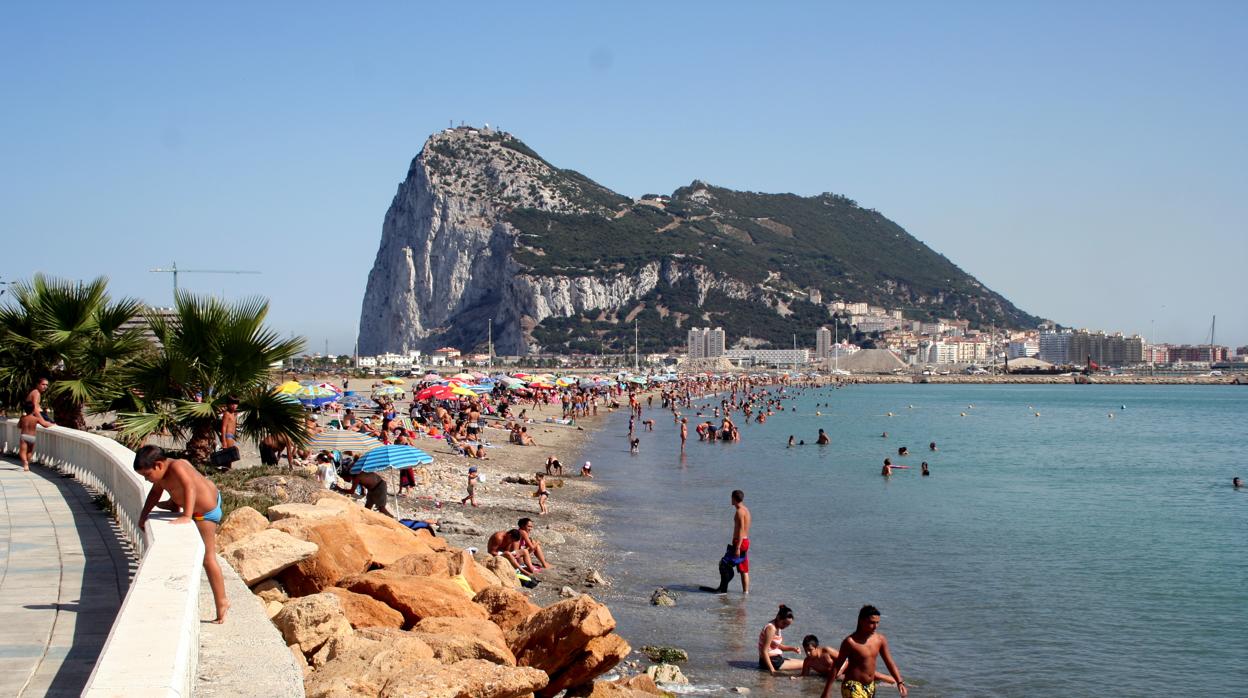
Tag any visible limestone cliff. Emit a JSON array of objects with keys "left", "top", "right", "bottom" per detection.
[{"left": 358, "top": 127, "right": 1037, "bottom": 355}]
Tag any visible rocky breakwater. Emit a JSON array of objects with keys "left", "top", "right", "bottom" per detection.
[{"left": 217, "top": 491, "right": 663, "bottom": 698}]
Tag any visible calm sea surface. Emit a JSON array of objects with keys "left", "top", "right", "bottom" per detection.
[{"left": 585, "top": 384, "right": 1248, "bottom": 697}]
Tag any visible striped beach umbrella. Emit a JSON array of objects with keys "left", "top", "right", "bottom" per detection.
[
  {"left": 350, "top": 445, "right": 434, "bottom": 474},
  {"left": 374, "top": 385, "right": 404, "bottom": 397},
  {"left": 293, "top": 385, "right": 338, "bottom": 406},
  {"left": 307, "top": 429, "right": 383, "bottom": 453}
]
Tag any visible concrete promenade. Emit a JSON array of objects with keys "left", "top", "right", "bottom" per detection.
[{"left": 0, "top": 458, "right": 134, "bottom": 697}]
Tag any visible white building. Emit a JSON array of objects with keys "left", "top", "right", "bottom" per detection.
[
  {"left": 923, "top": 341, "right": 959, "bottom": 365},
  {"left": 815, "top": 326, "right": 833, "bottom": 359},
  {"left": 1039, "top": 330, "right": 1072, "bottom": 365},
  {"left": 723, "top": 348, "right": 810, "bottom": 367},
  {"left": 1007, "top": 340, "right": 1039, "bottom": 359},
  {"left": 687, "top": 327, "right": 726, "bottom": 359}
]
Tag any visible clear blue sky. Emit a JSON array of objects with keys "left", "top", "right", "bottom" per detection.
[{"left": 3, "top": 2, "right": 1245, "bottom": 353}]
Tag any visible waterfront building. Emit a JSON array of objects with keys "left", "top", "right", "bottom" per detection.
[
  {"left": 1039, "top": 329, "right": 1073, "bottom": 365},
  {"left": 815, "top": 326, "right": 833, "bottom": 359},
  {"left": 687, "top": 327, "right": 727, "bottom": 359},
  {"left": 1007, "top": 339, "right": 1040, "bottom": 359},
  {"left": 723, "top": 348, "right": 810, "bottom": 367},
  {"left": 922, "top": 341, "right": 959, "bottom": 365}
]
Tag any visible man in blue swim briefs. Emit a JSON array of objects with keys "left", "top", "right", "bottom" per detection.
[{"left": 134, "top": 445, "right": 229, "bottom": 624}]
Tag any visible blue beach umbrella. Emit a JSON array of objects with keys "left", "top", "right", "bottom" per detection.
[{"left": 350, "top": 445, "right": 434, "bottom": 474}]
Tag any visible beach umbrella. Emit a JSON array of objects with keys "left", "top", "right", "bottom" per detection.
[
  {"left": 382, "top": 377, "right": 406, "bottom": 385},
  {"left": 452, "top": 372, "right": 477, "bottom": 382},
  {"left": 416, "top": 386, "right": 454, "bottom": 400},
  {"left": 307, "top": 429, "right": 383, "bottom": 453},
  {"left": 469, "top": 371, "right": 487, "bottom": 379},
  {"left": 350, "top": 445, "right": 434, "bottom": 474},
  {"left": 316, "top": 382, "right": 342, "bottom": 393},
  {"left": 578, "top": 379, "right": 595, "bottom": 388},
  {"left": 466, "top": 383, "right": 492, "bottom": 394},
  {"left": 421, "top": 372, "right": 441, "bottom": 381},
  {"left": 276, "top": 380, "right": 302, "bottom": 394},
  {"left": 374, "top": 385, "right": 404, "bottom": 397},
  {"left": 501, "top": 377, "right": 526, "bottom": 388},
  {"left": 528, "top": 380, "right": 555, "bottom": 389},
  {"left": 450, "top": 385, "right": 476, "bottom": 397},
  {"left": 339, "top": 395, "right": 374, "bottom": 409},
  {"left": 627, "top": 376, "right": 646, "bottom": 385},
  {"left": 292, "top": 385, "right": 338, "bottom": 406}
]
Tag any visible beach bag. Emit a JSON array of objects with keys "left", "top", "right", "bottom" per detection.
[{"left": 209, "top": 446, "right": 240, "bottom": 466}]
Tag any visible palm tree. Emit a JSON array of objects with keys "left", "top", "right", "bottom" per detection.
[
  {"left": 0, "top": 274, "right": 146, "bottom": 428},
  {"left": 119, "top": 292, "right": 308, "bottom": 464}
]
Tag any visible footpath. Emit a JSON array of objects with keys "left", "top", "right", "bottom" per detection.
[{"left": 0, "top": 459, "right": 134, "bottom": 697}]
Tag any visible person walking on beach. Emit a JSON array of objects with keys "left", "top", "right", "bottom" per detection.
[
  {"left": 17, "top": 400, "right": 54, "bottom": 471},
  {"left": 820, "top": 605, "right": 907, "bottom": 698},
  {"left": 535, "top": 472, "right": 549, "bottom": 515},
  {"left": 461, "top": 466, "right": 479, "bottom": 507},
  {"left": 714, "top": 489, "right": 751, "bottom": 593},
  {"left": 355, "top": 470, "right": 394, "bottom": 517}
]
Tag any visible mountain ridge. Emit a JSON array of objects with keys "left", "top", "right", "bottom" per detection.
[{"left": 357, "top": 127, "right": 1039, "bottom": 356}]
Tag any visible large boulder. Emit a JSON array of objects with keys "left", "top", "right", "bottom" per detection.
[
  {"left": 543, "top": 633, "right": 631, "bottom": 697},
  {"left": 507, "top": 595, "right": 616, "bottom": 668},
  {"left": 322, "top": 587, "right": 404, "bottom": 629},
  {"left": 472, "top": 587, "right": 540, "bottom": 634},
  {"left": 252, "top": 579, "right": 289, "bottom": 603},
  {"left": 276, "top": 518, "right": 373, "bottom": 596},
  {"left": 343, "top": 570, "right": 488, "bottom": 626},
  {"left": 222, "top": 528, "right": 319, "bottom": 585},
  {"left": 482, "top": 554, "right": 520, "bottom": 589},
  {"left": 507, "top": 595, "right": 625, "bottom": 698},
  {"left": 412, "top": 631, "right": 517, "bottom": 666},
  {"left": 215, "top": 506, "right": 269, "bottom": 551},
  {"left": 386, "top": 551, "right": 452, "bottom": 577},
  {"left": 272, "top": 592, "right": 354, "bottom": 658},
  {"left": 645, "top": 664, "right": 689, "bottom": 685},
  {"left": 379, "top": 659, "right": 548, "bottom": 698},
  {"left": 267, "top": 502, "right": 344, "bottom": 523},
  {"left": 412, "top": 617, "right": 508, "bottom": 654},
  {"left": 358, "top": 526, "right": 437, "bottom": 567},
  {"left": 445, "top": 549, "right": 503, "bottom": 592},
  {"left": 303, "top": 629, "right": 435, "bottom": 698}
]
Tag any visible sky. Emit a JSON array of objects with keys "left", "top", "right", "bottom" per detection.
[{"left": 2, "top": 2, "right": 1245, "bottom": 354}]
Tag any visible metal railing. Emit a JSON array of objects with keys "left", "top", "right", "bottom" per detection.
[{"left": 1, "top": 419, "right": 204, "bottom": 698}]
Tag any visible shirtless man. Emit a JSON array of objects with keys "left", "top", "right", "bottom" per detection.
[
  {"left": 17, "top": 400, "right": 54, "bottom": 471},
  {"left": 714, "top": 489, "right": 751, "bottom": 593},
  {"left": 220, "top": 397, "right": 239, "bottom": 451},
  {"left": 800, "top": 635, "right": 895, "bottom": 685},
  {"left": 821, "top": 605, "right": 907, "bottom": 698},
  {"left": 487, "top": 528, "right": 535, "bottom": 573},
  {"left": 680, "top": 418, "right": 688, "bottom": 452},
  {"left": 259, "top": 432, "right": 294, "bottom": 467},
  {"left": 816, "top": 428, "right": 830, "bottom": 445}
]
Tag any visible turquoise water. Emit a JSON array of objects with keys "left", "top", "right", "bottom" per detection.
[{"left": 588, "top": 384, "right": 1248, "bottom": 697}]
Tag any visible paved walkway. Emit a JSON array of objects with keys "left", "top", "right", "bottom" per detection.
[{"left": 0, "top": 458, "right": 134, "bottom": 697}]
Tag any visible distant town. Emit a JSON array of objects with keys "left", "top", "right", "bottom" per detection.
[{"left": 281, "top": 300, "right": 1245, "bottom": 375}]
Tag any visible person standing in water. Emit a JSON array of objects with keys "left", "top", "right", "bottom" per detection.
[
  {"left": 821, "top": 605, "right": 907, "bottom": 698},
  {"left": 714, "top": 489, "right": 751, "bottom": 593}
]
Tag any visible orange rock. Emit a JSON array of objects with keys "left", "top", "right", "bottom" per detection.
[
  {"left": 412, "top": 631, "right": 517, "bottom": 666},
  {"left": 216, "top": 505, "right": 268, "bottom": 551},
  {"left": 385, "top": 551, "right": 452, "bottom": 577},
  {"left": 322, "top": 587, "right": 404, "bottom": 629},
  {"left": 482, "top": 554, "right": 521, "bottom": 589},
  {"left": 542, "top": 633, "right": 631, "bottom": 697},
  {"left": 614, "top": 674, "right": 666, "bottom": 695},
  {"left": 357, "top": 525, "right": 436, "bottom": 567},
  {"left": 303, "top": 629, "right": 435, "bottom": 698},
  {"left": 379, "top": 658, "right": 548, "bottom": 698},
  {"left": 277, "top": 518, "right": 373, "bottom": 596},
  {"left": 414, "top": 527, "right": 448, "bottom": 551},
  {"left": 343, "top": 570, "right": 488, "bottom": 626},
  {"left": 412, "top": 617, "right": 508, "bottom": 654},
  {"left": 472, "top": 587, "right": 540, "bottom": 633},
  {"left": 445, "top": 549, "right": 501, "bottom": 593},
  {"left": 507, "top": 595, "right": 616, "bottom": 670}
]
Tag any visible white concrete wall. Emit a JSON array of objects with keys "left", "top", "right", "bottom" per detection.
[{"left": 1, "top": 419, "right": 204, "bottom": 698}]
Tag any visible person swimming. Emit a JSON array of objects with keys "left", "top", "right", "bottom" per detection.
[
  {"left": 881, "top": 458, "right": 892, "bottom": 477},
  {"left": 897, "top": 446, "right": 909, "bottom": 456},
  {"left": 929, "top": 441, "right": 937, "bottom": 451},
  {"left": 921, "top": 462, "right": 930, "bottom": 476},
  {"left": 787, "top": 435, "right": 795, "bottom": 448}
]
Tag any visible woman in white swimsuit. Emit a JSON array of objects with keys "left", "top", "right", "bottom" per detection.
[{"left": 758, "top": 604, "right": 804, "bottom": 673}]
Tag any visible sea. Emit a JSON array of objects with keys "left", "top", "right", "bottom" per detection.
[{"left": 584, "top": 384, "right": 1248, "bottom": 697}]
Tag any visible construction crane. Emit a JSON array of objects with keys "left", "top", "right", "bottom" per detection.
[{"left": 149, "top": 261, "right": 261, "bottom": 294}]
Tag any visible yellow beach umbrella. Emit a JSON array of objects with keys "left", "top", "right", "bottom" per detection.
[
  {"left": 277, "top": 380, "right": 302, "bottom": 394},
  {"left": 450, "top": 385, "right": 476, "bottom": 397},
  {"left": 382, "top": 377, "right": 406, "bottom": 385}
]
